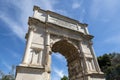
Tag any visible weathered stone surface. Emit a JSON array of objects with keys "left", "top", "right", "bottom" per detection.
[{"left": 15, "top": 6, "right": 105, "bottom": 80}]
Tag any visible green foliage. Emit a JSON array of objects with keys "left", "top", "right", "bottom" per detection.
[
  {"left": 97, "top": 54, "right": 111, "bottom": 72},
  {"left": 0, "top": 65, "right": 15, "bottom": 80},
  {"left": 61, "top": 75, "right": 68, "bottom": 80},
  {"left": 2, "top": 75, "right": 11, "bottom": 80},
  {"left": 97, "top": 52, "right": 120, "bottom": 80},
  {"left": 1, "top": 74, "right": 15, "bottom": 80},
  {"left": 111, "top": 54, "right": 120, "bottom": 65}
]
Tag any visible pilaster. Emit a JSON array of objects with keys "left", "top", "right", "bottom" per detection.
[
  {"left": 79, "top": 40, "right": 88, "bottom": 74},
  {"left": 88, "top": 41, "right": 101, "bottom": 73},
  {"left": 45, "top": 32, "right": 51, "bottom": 73}
]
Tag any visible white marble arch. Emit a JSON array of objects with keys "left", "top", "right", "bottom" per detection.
[{"left": 15, "top": 6, "right": 105, "bottom": 80}]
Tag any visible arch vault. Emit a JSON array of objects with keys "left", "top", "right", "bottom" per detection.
[{"left": 15, "top": 6, "right": 105, "bottom": 80}]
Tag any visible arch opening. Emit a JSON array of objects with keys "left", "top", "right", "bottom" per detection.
[
  {"left": 51, "top": 52, "right": 68, "bottom": 80},
  {"left": 51, "top": 40, "right": 79, "bottom": 60},
  {"left": 51, "top": 40, "right": 80, "bottom": 79}
]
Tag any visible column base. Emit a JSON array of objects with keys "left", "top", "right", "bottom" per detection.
[
  {"left": 84, "top": 72, "right": 105, "bottom": 80},
  {"left": 15, "top": 65, "right": 50, "bottom": 80}
]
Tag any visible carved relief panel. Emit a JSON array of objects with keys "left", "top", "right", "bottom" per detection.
[
  {"left": 68, "top": 59, "right": 83, "bottom": 80},
  {"left": 86, "top": 58, "right": 96, "bottom": 71},
  {"left": 28, "top": 48, "right": 43, "bottom": 66}
]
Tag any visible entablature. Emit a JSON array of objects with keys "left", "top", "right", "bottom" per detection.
[
  {"left": 32, "top": 6, "right": 90, "bottom": 35},
  {"left": 28, "top": 17, "right": 94, "bottom": 41}
]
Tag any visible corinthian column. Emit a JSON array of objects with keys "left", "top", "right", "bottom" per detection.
[{"left": 22, "top": 26, "right": 35, "bottom": 65}]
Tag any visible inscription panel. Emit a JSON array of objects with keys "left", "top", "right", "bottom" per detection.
[
  {"left": 48, "top": 16, "right": 85, "bottom": 33},
  {"left": 48, "top": 16, "right": 77, "bottom": 30},
  {"left": 68, "top": 60, "right": 82, "bottom": 79},
  {"left": 33, "top": 10, "right": 86, "bottom": 34}
]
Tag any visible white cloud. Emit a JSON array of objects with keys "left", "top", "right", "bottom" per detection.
[
  {"left": 37, "top": 0, "right": 55, "bottom": 10},
  {"left": 79, "top": 9, "right": 86, "bottom": 22},
  {"left": 0, "top": 0, "right": 56, "bottom": 41},
  {"left": 0, "top": 14, "right": 26, "bottom": 40},
  {"left": 2, "top": 60, "right": 11, "bottom": 70},
  {"left": 104, "top": 35, "right": 120, "bottom": 44},
  {"left": 54, "top": 68, "right": 64, "bottom": 78},
  {"left": 72, "top": 2, "right": 80, "bottom": 9},
  {"left": 52, "top": 53, "right": 63, "bottom": 59},
  {"left": 52, "top": 76, "right": 60, "bottom": 80},
  {"left": 52, "top": 67, "right": 67, "bottom": 80},
  {"left": 51, "top": 53, "right": 68, "bottom": 80},
  {"left": 90, "top": 0, "right": 119, "bottom": 19},
  {"left": 5, "top": 48, "right": 21, "bottom": 59},
  {"left": 56, "top": 9, "right": 68, "bottom": 16},
  {"left": 52, "top": 53, "right": 67, "bottom": 62},
  {"left": 89, "top": 0, "right": 101, "bottom": 19}
]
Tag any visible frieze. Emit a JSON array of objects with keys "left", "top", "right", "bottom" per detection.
[{"left": 48, "top": 16, "right": 80, "bottom": 32}]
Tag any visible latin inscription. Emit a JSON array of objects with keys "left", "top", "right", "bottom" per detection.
[{"left": 48, "top": 16, "right": 80, "bottom": 31}]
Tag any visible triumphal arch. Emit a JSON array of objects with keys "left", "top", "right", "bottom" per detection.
[{"left": 15, "top": 6, "right": 105, "bottom": 80}]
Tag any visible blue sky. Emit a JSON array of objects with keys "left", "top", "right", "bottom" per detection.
[{"left": 0, "top": 0, "right": 120, "bottom": 80}]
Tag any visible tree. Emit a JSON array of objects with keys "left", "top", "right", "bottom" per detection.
[
  {"left": 61, "top": 75, "right": 68, "bottom": 80},
  {"left": 2, "top": 75, "right": 10, "bottom": 80},
  {"left": 111, "top": 53, "right": 120, "bottom": 65},
  {"left": 97, "top": 54, "right": 111, "bottom": 73},
  {"left": 97, "top": 52, "right": 120, "bottom": 80},
  {"left": 115, "top": 64, "right": 120, "bottom": 79},
  {"left": 0, "top": 70, "right": 4, "bottom": 80},
  {"left": 0, "top": 65, "right": 15, "bottom": 80}
]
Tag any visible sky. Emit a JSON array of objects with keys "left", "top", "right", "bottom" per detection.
[{"left": 0, "top": 0, "right": 120, "bottom": 80}]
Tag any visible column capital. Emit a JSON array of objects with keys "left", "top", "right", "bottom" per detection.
[
  {"left": 89, "top": 41, "right": 93, "bottom": 45},
  {"left": 45, "top": 29, "right": 50, "bottom": 33},
  {"left": 29, "top": 26, "right": 36, "bottom": 31},
  {"left": 31, "top": 48, "right": 42, "bottom": 53}
]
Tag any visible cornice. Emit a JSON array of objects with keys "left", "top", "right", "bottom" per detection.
[
  {"left": 28, "top": 17, "right": 45, "bottom": 26},
  {"left": 33, "top": 5, "right": 40, "bottom": 11},
  {"left": 33, "top": 5, "right": 88, "bottom": 27}
]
